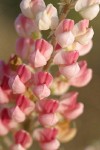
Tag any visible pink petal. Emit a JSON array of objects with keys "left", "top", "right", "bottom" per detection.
[
  {"left": 64, "top": 103, "right": 84, "bottom": 120},
  {"left": 29, "top": 50, "right": 47, "bottom": 68},
  {"left": 40, "top": 139, "right": 60, "bottom": 150},
  {"left": 39, "top": 113, "right": 58, "bottom": 126},
  {"left": 17, "top": 65, "right": 31, "bottom": 83},
  {"left": 11, "top": 144, "right": 25, "bottom": 150},
  {"left": 53, "top": 51, "right": 79, "bottom": 65},
  {"left": 9, "top": 75, "right": 26, "bottom": 94},
  {"left": 56, "top": 31, "right": 75, "bottom": 48},
  {"left": 59, "top": 62, "right": 80, "bottom": 79},
  {"left": 33, "top": 84, "right": 50, "bottom": 99},
  {"left": 0, "top": 87, "right": 9, "bottom": 104},
  {"left": 11, "top": 106, "right": 26, "bottom": 123},
  {"left": 0, "top": 120, "right": 9, "bottom": 136},
  {"left": 15, "top": 130, "right": 32, "bottom": 148}
]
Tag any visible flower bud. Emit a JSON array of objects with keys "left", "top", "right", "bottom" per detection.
[
  {"left": 75, "top": 0, "right": 100, "bottom": 20},
  {"left": 15, "top": 130, "right": 32, "bottom": 148},
  {"left": 29, "top": 39, "right": 53, "bottom": 68},
  {"left": 16, "top": 37, "right": 34, "bottom": 60},
  {"left": 37, "top": 4, "right": 59, "bottom": 30},
  {"left": 15, "top": 13, "right": 38, "bottom": 37},
  {"left": 20, "top": 0, "right": 46, "bottom": 18},
  {"left": 55, "top": 19, "right": 75, "bottom": 48}
]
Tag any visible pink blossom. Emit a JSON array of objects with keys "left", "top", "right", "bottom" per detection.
[
  {"left": 10, "top": 106, "right": 26, "bottom": 123},
  {"left": 37, "top": 4, "right": 59, "bottom": 30},
  {"left": 58, "top": 92, "right": 84, "bottom": 120},
  {"left": 53, "top": 51, "right": 80, "bottom": 79},
  {"left": 72, "top": 19, "right": 94, "bottom": 45},
  {"left": 55, "top": 19, "right": 75, "bottom": 48},
  {"left": 16, "top": 95, "right": 35, "bottom": 115},
  {"left": 51, "top": 77, "right": 70, "bottom": 96},
  {"left": 0, "top": 87, "right": 9, "bottom": 104},
  {"left": 20, "top": 0, "right": 46, "bottom": 18},
  {"left": 36, "top": 99, "right": 59, "bottom": 126},
  {"left": 74, "top": 40, "right": 93, "bottom": 56},
  {"left": 17, "top": 65, "right": 31, "bottom": 83},
  {"left": 15, "top": 13, "right": 38, "bottom": 37},
  {"left": 33, "top": 128, "right": 60, "bottom": 150},
  {"left": 8, "top": 75, "right": 26, "bottom": 94},
  {"left": 11, "top": 144, "right": 25, "bottom": 150},
  {"left": 0, "top": 108, "right": 16, "bottom": 136},
  {"left": 75, "top": 0, "right": 100, "bottom": 20},
  {"left": 33, "top": 72, "right": 53, "bottom": 99},
  {"left": 70, "top": 60, "right": 93, "bottom": 87},
  {"left": 16, "top": 37, "right": 34, "bottom": 59},
  {"left": 14, "top": 130, "right": 32, "bottom": 148},
  {"left": 29, "top": 39, "right": 53, "bottom": 68}
]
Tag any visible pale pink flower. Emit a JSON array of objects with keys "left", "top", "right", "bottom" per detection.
[
  {"left": 11, "top": 144, "right": 25, "bottom": 150},
  {"left": 74, "top": 40, "right": 93, "bottom": 56},
  {"left": 72, "top": 19, "right": 94, "bottom": 45},
  {"left": 29, "top": 39, "right": 53, "bottom": 68},
  {"left": 15, "top": 13, "right": 38, "bottom": 37},
  {"left": 36, "top": 99, "right": 59, "bottom": 126},
  {"left": 0, "top": 120, "right": 9, "bottom": 136},
  {"left": 0, "top": 87, "right": 9, "bottom": 104},
  {"left": 33, "top": 128, "right": 60, "bottom": 150},
  {"left": 16, "top": 37, "right": 34, "bottom": 59},
  {"left": 53, "top": 51, "right": 80, "bottom": 79},
  {"left": 33, "top": 71, "right": 53, "bottom": 99},
  {"left": 8, "top": 75, "right": 26, "bottom": 94},
  {"left": 75, "top": 0, "right": 100, "bottom": 20},
  {"left": 14, "top": 130, "right": 32, "bottom": 149},
  {"left": 37, "top": 4, "right": 59, "bottom": 30},
  {"left": 58, "top": 92, "right": 84, "bottom": 120},
  {"left": 55, "top": 19, "right": 75, "bottom": 48},
  {"left": 70, "top": 60, "right": 93, "bottom": 87},
  {"left": 51, "top": 77, "right": 70, "bottom": 96},
  {"left": 10, "top": 106, "right": 26, "bottom": 123},
  {"left": 20, "top": 0, "right": 46, "bottom": 18}
]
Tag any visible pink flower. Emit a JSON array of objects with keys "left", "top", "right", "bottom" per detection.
[
  {"left": 16, "top": 95, "right": 35, "bottom": 115},
  {"left": 58, "top": 92, "right": 84, "bottom": 120},
  {"left": 53, "top": 51, "right": 80, "bottom": 79},
  {"left": 75, "top": 0, "right": 100, "bottom": 20},
  {"left": 10, "top": 95, "right": 35, "bottom": 123},
  {"left": 17, "top": 65, "right": 31, "bottom": 83},
  {"left": 36, "top": 99, "right": 59, "bottom": 126},
  {"left": 0, "top": 108, "right": 16, "bottom": 136},
  {"left": 10, "top": 106, "right": 26, "bottom": 123},
  {"left": 33, "top": 128, "right": 60, "bottom": 150},
  {"left": 33, "top": 71, "right": 53, "bottom": 99},
  {"left": 37, "top": 4, "right": 59, "bottom": 30},
  {"left": 51, "top": 77, "right": 70, "bottom": 96},
  {"left": 55, "top": 19, "right": 75, "bottom": 48},
  {"left": 74, "top": 40, "right": 93, "bottom": 56},
  {"left": 29, "top": 39, "right": 53, "bottom": 68},
  {"left": 20, "top": 0, "right": 46, "bottom": 18},
  {"left": 70, "top": 60, "right": 93, "bottom": 87},
  {"left": 11, "top": 144, "right": 25, "bottom": 150},
  {"left": 72, "top": 19, "right": 94, "bottom": 45},
  {"left": 0, "top": 87, "right": 9, "bottom": 104},
  {"left": 16, "top": 37, "right": 34, "bottom": 59},
  {"left": 14, "top": 130, "right": 32, "bottom": 149},
  {"left": 8, "top": 75, "right": 26, "bottom": 94},
  {"left": 15, "top": 13, "right": 38, "bottom": 37}
]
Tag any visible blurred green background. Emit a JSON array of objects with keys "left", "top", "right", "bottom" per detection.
[{"left": 0, "top": 0, "right": 100, "bottom": 150}]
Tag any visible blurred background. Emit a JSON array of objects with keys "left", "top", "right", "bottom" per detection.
[{"left": 0, "top": 0, "right": 100, "bottom": 150}]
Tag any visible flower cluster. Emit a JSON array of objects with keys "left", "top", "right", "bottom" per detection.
[{"left": 0, "top": 0, "right": 99, "bottom": 149}]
